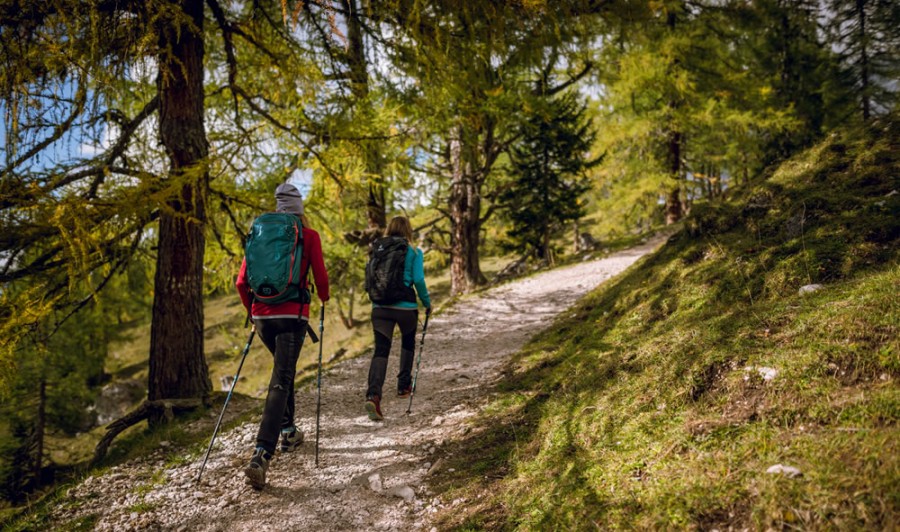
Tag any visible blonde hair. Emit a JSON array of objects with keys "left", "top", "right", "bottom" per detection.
[{"left": 385, "top": 216, "right": 413, "bottom": 242}]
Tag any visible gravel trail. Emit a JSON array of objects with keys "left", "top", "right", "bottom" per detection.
[{"left": 50, "top": 237, "right": 664, "bottom": 531}]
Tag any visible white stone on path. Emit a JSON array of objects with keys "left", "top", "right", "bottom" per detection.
[{"left": 388, "top": 485, "right": 416, "bottom": 502}]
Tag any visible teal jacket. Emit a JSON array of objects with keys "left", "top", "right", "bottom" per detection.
[{"left": 374, "top": 245, "right": 431, "bottom": 310}]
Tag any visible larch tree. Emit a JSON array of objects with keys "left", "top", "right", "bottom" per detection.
[
  {"left": 147, "top": 0, "right": 211, "bottom": 407},
  {"left": 390, "top": 0, "right": 599, "bottom": 295},
  {"left": 0, "top": 0, "right": 346, "bottom": 424},
  {"left": 589, "top": 0, "right": 803, "bottom": 235},
  {"left": 0, "top": 1, "right": 213, "bottom": 409},
  {"left": 750, "top": 0, "right": 849, "bottom": 154}
]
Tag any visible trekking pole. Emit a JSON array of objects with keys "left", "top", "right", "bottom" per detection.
[
  {"left": 315, "top": 303, "right": 325, "bottom": 467},
  {"left": 197, "top": 325, "right": 255, "bottom": 483},
  {"left": 406, "top": 313, "right": 430, "bottom": 415}
]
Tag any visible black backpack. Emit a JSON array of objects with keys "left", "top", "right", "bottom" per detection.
[
  {"left": 365, "top": 236, "right": 417, "bottom": 305},
  {"left": 245, "top": 212, "right": 309, "bottom": 305}
]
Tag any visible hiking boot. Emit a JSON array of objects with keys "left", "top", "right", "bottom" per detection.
[
  {"left": 280, "top": 427, "right": 303, "bottom": 453},
  {"left": 244, "top": 447, "right": 271, "bottom": 490},
  {"left": 397, "top": 386, "right": 412, "bottom": 398},
  {"left": 365, "top": 395, "right": 384, "bottom": 421}
]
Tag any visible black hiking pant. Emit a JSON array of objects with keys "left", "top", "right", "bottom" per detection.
[
  {"left": 366, "top": 307, "right": 418, "bottom": 399},
  {"left": 254, "top": 317, "right": 307, "bottom": 454}
]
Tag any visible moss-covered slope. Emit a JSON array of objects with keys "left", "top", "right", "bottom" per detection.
[{"left": 436, "top": 117, "right": 899, "bottom": 530}]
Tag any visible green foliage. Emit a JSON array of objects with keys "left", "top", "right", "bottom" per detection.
[
  {"left": 500, "top": 92, "right": 597, "bottom": 259},
  {"left": 588, "top": 0, "right": 842, "bottom": 236},
  {"left": 0, "top": 296, "right": 119, "bottom": 502},
  {"left": 434, "top": 116, "right": 900, "bottom": 529},
  {"left": 2, "top": 0, "right": 897, "bottom": 515},
  {"left": 824, "top": 0, "right": 900, "bottom": 121},
  {"left": 749, "top": 0, "right": 854, "bottom": 151}
]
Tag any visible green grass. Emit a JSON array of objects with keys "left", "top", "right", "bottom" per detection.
[{"left": 432, "top": 117, "right": 900, "bottom": 530}]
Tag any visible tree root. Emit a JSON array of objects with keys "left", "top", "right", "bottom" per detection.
[{"left": 92, "top": 398, "right": 203, "bottom": 465}]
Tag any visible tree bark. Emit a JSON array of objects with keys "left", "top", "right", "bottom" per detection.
[
  {"left": 665, "top": 129, "right": 683, "bottom": 225},
  {"left": 449, "top": 127, "right": 487, "bottom": 296},
  {"left": 365, "top": 153, "right": 387, "bottom": 231},
  {"left": 148, "top": 0, "right": 211, "bottom": 413},
  {"left": 34, "top": 379, "right": 46, "bottom": 488},
  {"left": 664, "top": 8, "right": 683, "bottom": 225},
  {"left": 572, "top": 219, "right": 579, "bottom": 253},
  {"left": 855, "top": 0, "right": 870, "bottom": 121},
  {"left": 343, "top": 0, "right": 387, "bottom": 232}
]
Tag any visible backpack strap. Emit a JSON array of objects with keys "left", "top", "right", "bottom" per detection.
[
  {"left": 306, "top": 322, "right": 319, "bottom": 343},
  {"left": 301, "top": 257, "right": 320, "bottom": 343},
  {"left": 245, "top": 292, "right": 255, "bottom": 327},
  {"left": 296, "top": 227, "right": 319, "bottom": 343}
]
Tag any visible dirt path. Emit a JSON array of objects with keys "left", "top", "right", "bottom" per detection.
[{"left": 51, "top": 237, "right": 664, "bottom": 531}]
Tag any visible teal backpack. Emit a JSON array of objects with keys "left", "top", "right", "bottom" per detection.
[{"left": 245, "top": 212, "right": 308, "bottom": 305}]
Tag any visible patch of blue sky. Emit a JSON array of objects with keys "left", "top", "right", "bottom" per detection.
[
  {"left": 392, "top": 145, "right": 436, "bottom": 212},
  {"left": 1, "top": 82, "right": 111, "bottom": 172}
]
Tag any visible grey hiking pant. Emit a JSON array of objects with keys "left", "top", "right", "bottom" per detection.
[{"left": 366, "top": 307, "right": 418, "bottom": 399}]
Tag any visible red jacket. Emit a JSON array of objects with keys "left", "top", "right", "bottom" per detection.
[{"left": 236, "top": 226, "right": 329, "bottom": 319}]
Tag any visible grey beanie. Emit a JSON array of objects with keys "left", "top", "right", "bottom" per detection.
[{"left": 275, "top": 183, "right": 304, "bottom": 215}]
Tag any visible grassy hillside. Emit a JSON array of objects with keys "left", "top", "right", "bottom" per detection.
[{"left": 433, "top": 118, "right": 899, "bottom": 530}]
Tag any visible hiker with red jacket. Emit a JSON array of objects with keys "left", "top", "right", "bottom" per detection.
[
  {"left": 235, "top": 182, "right": 329, "bottom": 489},
  {"left": 363, "top": 216, "right": 432, "bottom": 421}
]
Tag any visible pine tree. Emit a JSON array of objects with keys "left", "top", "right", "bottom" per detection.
[
  {"left": 501, "top": 93, "right": 597, "bottom": 260},
  {"left": 748, "top": 0, "right": 851, "bottom": 153},
  {"left": 825, "top": 0, "right": 900, "bottom": 121}
]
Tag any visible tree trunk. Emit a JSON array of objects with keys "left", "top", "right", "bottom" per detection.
[
  {"left": 343, "top": 0, "right": 387, "bottom": 232},
  {"left": 665, "top": 129, "right": 683, "bottom": 225},
  {"left": 572, "top": 219, "right": 579, "bottom": 253},
  {"left": 664, "top": 8, "right": 683, "bottom": 225},
  {"left": 34, "top": 379, "right": 46, "bottom": 487},
  {"left": 367, "top": 181, "right": 387, "bottom": 230},
  {"left": 148, "top": 0, "right": 211, "bottom": 412},
  {"left": 449, "top": 128, "right": 487, "bottom": 296},
  {"left": 856, "top": 0, "right": 871, "bottom": 121}
]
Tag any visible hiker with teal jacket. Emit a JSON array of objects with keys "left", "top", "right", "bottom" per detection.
[{"left": 363, "top": 216, "right": 432, "bottom": 421}]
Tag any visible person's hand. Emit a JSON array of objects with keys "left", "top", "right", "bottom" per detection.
[{"left": 425, "top": 306, "right": 432, "bottom": 318}]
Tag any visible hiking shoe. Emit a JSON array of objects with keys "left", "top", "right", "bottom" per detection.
[
  {"left": 280, "top": 427, "right": 304, "bottom": 453},
  {"left": 244, "top": 447, "right": 271, "bottom": 490},
  {"left": 365, "top": 395, "right": 384, "bottom": 421},
  {"left": 397, "top": 386, "right": 412, "bottom": 398}
]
